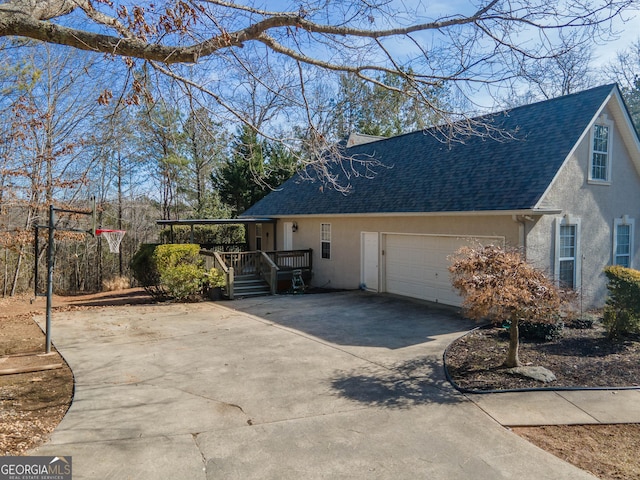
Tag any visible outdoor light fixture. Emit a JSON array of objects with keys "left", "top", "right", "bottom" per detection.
[{"left": 292, "top": 222, "right": 298, "bottom": 232}]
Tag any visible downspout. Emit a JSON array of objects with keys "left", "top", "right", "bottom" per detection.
[{"left": 512, "top": 215, "right": 534, "bottom": 258}]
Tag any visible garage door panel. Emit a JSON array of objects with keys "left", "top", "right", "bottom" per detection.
[{"left": 384, "top": 234, "right": 503, "bottom": 307}]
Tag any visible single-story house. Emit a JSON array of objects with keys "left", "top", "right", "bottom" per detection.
[{"left": 240, "top": 84, "right": 640, "bottom": 308}]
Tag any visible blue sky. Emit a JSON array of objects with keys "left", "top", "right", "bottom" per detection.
[{"left": 259, "top": 1, "right": 639, "bottom": 99}]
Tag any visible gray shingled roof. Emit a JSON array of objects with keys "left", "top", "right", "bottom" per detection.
[{"left": 241, "top": 84, "right": 617, "bottom": 217}]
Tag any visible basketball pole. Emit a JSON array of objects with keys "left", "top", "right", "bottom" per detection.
[
  {"left": 45, "top": 204, "right": 54, "bottom": 353},
  {"left": 91, "top": 195, "right": 96, "bottom": 237},
  {"left": 42, "top": 201, "right": 95, "bottom": 354}
]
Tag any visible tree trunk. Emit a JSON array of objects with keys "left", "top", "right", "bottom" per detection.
[
  {"left": 10, "top": 244, "right": 24, "bottom": 297},
  {"left": 3, "top": 248, "right": 8, "bottom": 297},
  {"left": 504, "top": 317, "right": 521, "bottom": 368},
  {"left": 10, "top": 207, "right": 35, "bottom": 296}
]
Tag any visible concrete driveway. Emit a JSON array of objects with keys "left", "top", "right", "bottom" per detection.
[{"left": 33, "top": 291, "right": 597, "bottom": 479}]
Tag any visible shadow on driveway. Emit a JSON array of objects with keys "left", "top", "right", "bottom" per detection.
[
  {"left": 331, "top": 356, "right": 463, "bottom": 407},
  {"left": 231, "top": 291, "right": 474, "bottom": 350},
  {"left": 230, "top": 291, "right": 474, "bottom": 407}
]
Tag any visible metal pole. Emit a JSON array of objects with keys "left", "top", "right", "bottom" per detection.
[
  {"left": 91, "top": 195, "right": 96, "bottom": 237},
  {"left": 45, "top": 204, "right": 54, "bottom": 354},
  {"left": 34, "top": 226, "right": 39, "bottom": 298}
]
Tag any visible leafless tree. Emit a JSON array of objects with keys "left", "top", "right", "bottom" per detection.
[
  {"left": 496, "top": 31, "right": 599, "bottom": 108},
  {"left": 602, "top": 38, "right": 640, "bottom": 132},
  {"left": 603, "top": 38, "right": 640, "bottom": 87},
  {"left": 0, "top": 44, "right": 104, "bottom": 295},
  {"left": 0, "top": 1, "right": 634, "bottom": 157}
]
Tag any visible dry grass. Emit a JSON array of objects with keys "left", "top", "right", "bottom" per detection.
[
  {"left": 102, "top": 276, "right": 130, "bottom": 291},
  {"left": 514, "top": 424, "right": 640, "bottom": 480}
]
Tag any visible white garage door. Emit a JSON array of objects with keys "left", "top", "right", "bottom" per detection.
[{"left": 384, "top": 234, "right": 504, "bottom": 307}]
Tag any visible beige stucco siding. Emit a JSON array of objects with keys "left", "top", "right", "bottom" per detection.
[
  {"left": 240, "top": 89, "right": 640, "bottom": 307},
  {"left": 527, "top": 103, "right": 640, "bottom": 307},
  {"left": 277, "top": 215, "right": 519, "bottom": 290}
]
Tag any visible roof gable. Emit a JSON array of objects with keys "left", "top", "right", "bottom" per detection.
[
  {"left": 535, "top": 86, "right": 640, "bottom": 209},
  {"left": 242, "top": 84, "right": 619, "bottom": 217}
]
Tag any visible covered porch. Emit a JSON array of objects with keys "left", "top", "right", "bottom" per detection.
[
  {"left": 156, "top": 218, "right": 312, "bottom": 298},
  {"left": 156, "top": 217, "right": 277, "bottom": 251}
]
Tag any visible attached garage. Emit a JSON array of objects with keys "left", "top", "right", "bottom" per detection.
[
  {"left": 241, "top": 87, "right": 636, "bottom": 309},
  {"left": 382, "top": 234, "right": 504, "bottom": 307}
]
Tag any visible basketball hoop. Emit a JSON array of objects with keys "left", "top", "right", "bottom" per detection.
[{"left": 96, "top": 229, "right": 126, "bottom": 253}]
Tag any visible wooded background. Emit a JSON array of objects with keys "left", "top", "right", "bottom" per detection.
[{"left": 1, "top": 1, "right": 639, "bottom": 296}]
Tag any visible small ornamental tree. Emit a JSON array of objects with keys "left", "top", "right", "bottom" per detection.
[{"left": 449, "top": 245, "right": 562, "bottom": 367}]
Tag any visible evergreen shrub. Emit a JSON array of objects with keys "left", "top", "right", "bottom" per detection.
[
  {"left": 603, "top": 266, "right": 640, "bottom": 338},
  {"left": 130, "top": 243, "right": 165, "bottom": 298},
  {"left": 517, "top": 319, "right": 564, "bottom": 341},
  {"left": 131, "top": 243, "right": 226, "bottom": 301}
]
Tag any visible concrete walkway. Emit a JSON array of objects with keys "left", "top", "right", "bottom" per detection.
[
  {"left": 468, "top": 389, "right": 640, "bottom": 426},
  {"left": 30, "top": 291, "right": 634, "bottom": 479}
]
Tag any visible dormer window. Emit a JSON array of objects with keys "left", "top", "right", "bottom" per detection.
[{"left": 588, "top": 116, "right": 613, "bottom": 184}]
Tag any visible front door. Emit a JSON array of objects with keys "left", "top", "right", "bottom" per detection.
[{"left": 361, "top": 232, "right": 379, "bottom": 291}]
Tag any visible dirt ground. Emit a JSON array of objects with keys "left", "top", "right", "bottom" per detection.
[
  {"left": 1, "top": 291, "right": 639, "bottom": 480},
  {"left": 0, "top": 288, "right": 153, "bottom": 455}
]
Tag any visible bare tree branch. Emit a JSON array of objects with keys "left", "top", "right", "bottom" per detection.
[
  {"left": 0, "top": 0, "right": 637, "bottom": 192},
  {"left": 0, "top": 0, "right": 634, "bottom": 65}
]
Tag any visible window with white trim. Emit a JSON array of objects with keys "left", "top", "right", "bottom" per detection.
[
  {"left": 588, "top": 116, "right": 613, "bottom": 183},
  {"left": 613, "top": 217, "right": 634, "bottom": 268},
  {"left": 321, "top": 223, "right": 331, "bottom": 259},
  {"left": 555, "top": 217, "right": 581, "bottom": 290}
]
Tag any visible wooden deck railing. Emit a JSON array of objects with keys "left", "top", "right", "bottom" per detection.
[
  {"left": 259, "top": 251, "right": 279, "bottom": 295},
  {"left": 265, "top": 249, "right": 313, "bottom": 272},
  {"left": 200, "top": 250, "right": 234, "bottom": 298},
  {"left": 198, "top": 242, "right": 247, "bottom": 252},
  {"left": 201, "top": 249, "right": 313, "bottom": 299},
  {"left": 216, "top": 251, "right": 260, "bottom": 276}
]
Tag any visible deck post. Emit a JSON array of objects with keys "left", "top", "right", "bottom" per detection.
[
  {"left": 270, "top": 265, "right": 277, "bottom": 295},
  {"left": 228, "top": 266, "right": 235, "bottom": 300}
]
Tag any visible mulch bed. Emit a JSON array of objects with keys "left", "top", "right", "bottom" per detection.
[{"left": 444, "top": 319, "right": 640, "bottom": 391}]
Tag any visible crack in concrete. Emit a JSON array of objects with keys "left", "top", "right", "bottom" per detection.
[
  {"left": 191, "top": 433, "right": 207, "bottom": 464},
  {"left": 191, "top": 433, "right": 208, "bottom": 477},
  {"left": 148, "top": 382, "right": 256, "bottom": 426}
]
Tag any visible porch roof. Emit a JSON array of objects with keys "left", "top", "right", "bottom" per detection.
[{"left": 156, "top": 218, "right": 276, "bottom": 227}]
